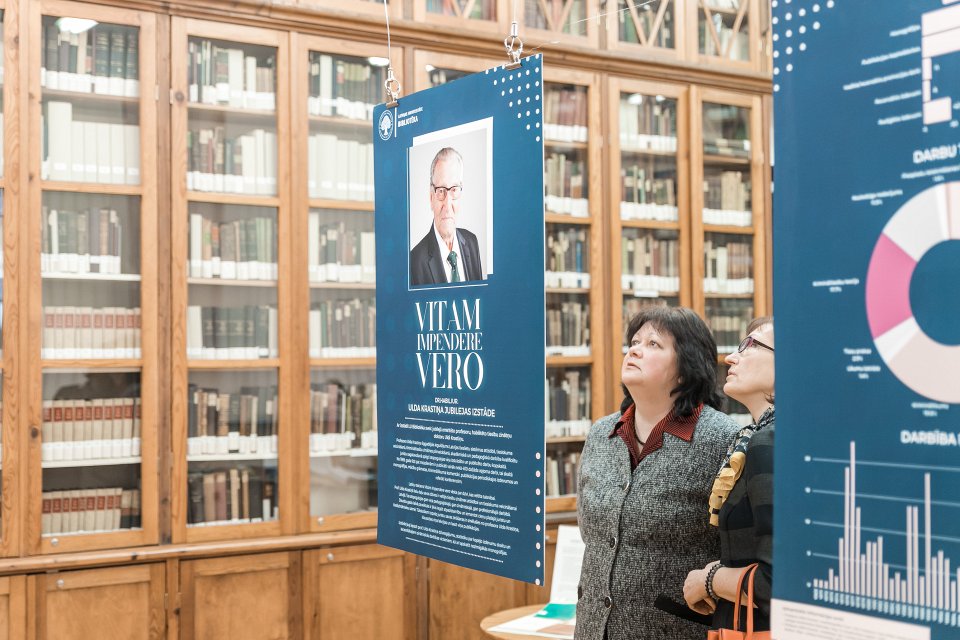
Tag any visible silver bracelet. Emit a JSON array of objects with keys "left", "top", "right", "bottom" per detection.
[{"left": 705, "top": 563, "right": 723, "bottom": 601}]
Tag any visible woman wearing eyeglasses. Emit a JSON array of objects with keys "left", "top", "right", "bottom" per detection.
[
  {"left": 575, "top": 307, "right": 739, "bottom": 640},
  {"left": 682, "top": 316, "right": 775, "bottom": 632}
]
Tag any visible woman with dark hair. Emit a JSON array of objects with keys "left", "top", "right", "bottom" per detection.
[
  {"left": 682, "top": 316, "right": 775, "bottom": 632},
  {"left": 575, "top": 307, "right": 740, "bottom": 640}
]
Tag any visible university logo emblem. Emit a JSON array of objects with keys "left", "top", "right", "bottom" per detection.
[{"left": 378, "top": 110, "right": 394, "bottom": 141}]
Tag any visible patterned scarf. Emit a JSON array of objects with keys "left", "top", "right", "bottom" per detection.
[{"left": 708, "top": 406, "right": 775, "bottom": 526}]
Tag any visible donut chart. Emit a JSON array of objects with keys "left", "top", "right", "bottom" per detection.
[{"left": 865, "top": 182, "right": 960, "bottom": 403}]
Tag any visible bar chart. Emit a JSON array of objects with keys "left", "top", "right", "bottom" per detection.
[{"left": 810, "top": 442, "right": 960, "bottom": 627}]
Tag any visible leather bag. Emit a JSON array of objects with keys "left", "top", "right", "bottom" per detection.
[{"left": 706, "top": 564, "right": 771, "bottom": 640}]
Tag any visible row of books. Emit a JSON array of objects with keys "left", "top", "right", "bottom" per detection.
[
  {"left": 42, "top": 105, "right": 141, "bottom": 184},
  {"left": 545, "top": 271, "right": 591, "bottom": 289},
  {"left": 546, "top": 227, "right": 588, "bottom": 274},
  {"left": 546, "top": 301, "right": 589, "bottom": 353},
  {"left": 703, "top": 135, "right": 751, "bottom": 158},
  {"left": 704, "top": 171, "right": 751, "bottom": 214},
  {"left": 546, "top": 368, "right": 591, "bottom": 433},
  {"left": 622, "top": 232, "right": 679, "bottom": 275},
  {"left": 620, "top": 201, "right": 679, "bottom": 222},
  {"left": 187, "top": 127, "right": 278, "bottom": 195},
  {"left": 309, "top": 299, "right": 376, "bottom": 357},
  {"left": 523, "top": 0, "right": 587, "bottom": 34},
  {"left": 188, "top": 39, "right": 276, "bottom": 110},
  {"left": 308, "top": 53, "right": 385, "bottom": 121},
  {"left": 704, "top": 239, "right": 753, "bottom": 293},
  {"left": 41, "top": 397, "right": 141, "bottom": 462},
  {"left": 41, "top": 488, "right": 141, "bottom": 535},
  {"left": 186, "top": 305, "right": 279, "bottom": 359},
  {"left": 187, "top": 385, "right": 278, "bottom": 443},
  {"left": 309, "top": 383, "right": 377, "bottom": 451},
  {"left": 189, "top": 214, "right": 277, "bottom": 281},
  {"left": 621, "top": 165, "right": 677, "bottom": 207},
  {"left": 308, "top": 134, "right": 374, "bottom": 201},
  {"left": 704, "top": 208, "right": 752, "bottom": 227},
  {"left": 188, "top": 435, "right": 277, "bottom": 459},
  {"left": 42, "top": 24, "right": 139, "bottom": 97},
  {"left": 709, "top": 310, "right": 752, "bottom": 354},
  {"left": 545, "top": 451, "right": 581, "bottom": 497},
  {"left": 543, "top": 86, "right": 588, "bottom": 139},
  {"left": 307, "top": 215, "right": 376, "bottom": 284},
  {"left": 619, "top": 99, "right": 676, "bottom": 143},
  {"left": 545, "top": 152, "right": 587, "bottom": 209},
  {"left": 42, "top": 307, "right": 142, "bottom": 359},
  {"left": 42, "top": 206, "right": 126, "bottom": 275},
  {"left": 187, "top": 468, "right": 277, "bottom": 526}
]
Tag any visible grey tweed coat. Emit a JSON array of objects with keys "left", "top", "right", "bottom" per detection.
[{"left": 575, "top": 406, "right": 739, "bottom": 640}]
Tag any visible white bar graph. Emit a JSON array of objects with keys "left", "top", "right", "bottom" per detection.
[{"left": 812, "top": 442, "right": 960, "bottom": 627}]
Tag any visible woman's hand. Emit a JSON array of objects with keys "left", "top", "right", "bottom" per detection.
[{"left": 683, "top": 562, "right": 719, "bottom": 615}]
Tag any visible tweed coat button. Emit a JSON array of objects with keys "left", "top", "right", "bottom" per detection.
[
  {"left": 603, "top": 596, "right": 612, "bottom": 609},
  {"left": 621, "top": 480, "right": 630, "bottom": 492},
  {"left": 608, "top": 536, "right": 617, "bottom": 549}
]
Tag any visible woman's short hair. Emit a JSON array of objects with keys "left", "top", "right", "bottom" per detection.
[{"left": 620, "top": 306, "right": 722, "bottom": 416}]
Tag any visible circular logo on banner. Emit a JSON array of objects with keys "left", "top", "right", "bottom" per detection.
[
  {"left": 378, "top": 110, "right": 394, "bottom": 141},
  {"left": 865, "top": 181, "right": 960, "bottom": 403}
]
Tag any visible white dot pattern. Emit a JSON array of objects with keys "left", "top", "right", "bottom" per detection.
[
  {"left": 490, "top": 54, "right": 544, "bottom": 143},
  {"left": 772, "top": 0, "right": 836, "bottom": 91}
]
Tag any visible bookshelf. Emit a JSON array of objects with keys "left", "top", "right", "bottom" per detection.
[
  {"left": 520, "top": 0, "right": 599, "bottom": 49},
  {"left": 25, "top": 0, "right": 158, "bottom": 555},
  {"left": 414, "top": 51, "right": 605, "bottom": 508},
  {"left": 688, "top": 0, "right": 771, "bottom": 71},
  {"left": 609, "top": 0, "right": 684, "bottom": 58},
  {"left": 170, "top": 17, "right": 293, "bottom": 543}
]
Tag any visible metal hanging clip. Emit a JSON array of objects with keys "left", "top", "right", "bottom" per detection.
[
  {"left": 384, "top": 67, "right": 401, "bottom": 108},
  {"left": 504, "top": 20, "right": 523, "bottom": 69}
]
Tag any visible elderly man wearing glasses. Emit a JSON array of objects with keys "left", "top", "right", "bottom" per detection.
[{"left": 410, "top": 146, "right": 483, "bottom": 286}]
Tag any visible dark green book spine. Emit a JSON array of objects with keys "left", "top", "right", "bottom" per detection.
[{"left": 125, "top": 30, "right": 138, "bottom": 80}]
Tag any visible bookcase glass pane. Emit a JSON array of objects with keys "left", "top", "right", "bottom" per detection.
[
  {"left": 706, "top": 297, "right": 753, "bottom": 354},
  {"left": 426, "top": 0, "right": 496, "bottom": 21},
  {"left": 544, "top": 84, "right": 588, "bottom": 217},
  {"left": 546, "top": 366, "right": 590, "bottom": 436},
  {"left": 619, "top": 92, "right": 678, "bottom": 222},
  {"left": 717, "top": 363, "right": 751, "bottom": 425},
  {"left": 699, "top": 0, "right": 750, "bottom": 61},
  {"left": 187, "top": 369, "right": 279, "bottom": 527},
  {"left": 546, "top": 292, "right": 589, "bottom": 356},
  {"left": 309, "top": 369, "right": 377, "bottom": 518},
  {"left": 703, "top": 232, "right": 753, "bottom": 295},
  {"left": 186, "top": 203, "right": 278, "bottom": 361},
  {"left": 524, "top": 0, "right": 587, "bottom": 36},
  {"left": 621, "top": 227, "right": 680, "bottom": 296},
  {"left": 41, "top": 193, "right": 142, "bottom": 360},
  {"left": 618, "top": 0, "right": 675, "bottom": 49},
  {"left": 703, "top": 102, "right": 750, "bottom": 157},
  {"left": 187, "top": 37, "right": 277, "bottom": 197},
  {"left": 545, "top": 440, "right": 582, "bottom": 497},
  {"left": 426, "top": 66, "right": 469, "bottom": 88},
  {"left": 309, "top": 289, "right": 375, "bottom": 359},
  {"left": 307, "top": 51, "right": 380, "bottom": 202},
  {"left": 41, "top": 16, "right": 141, "bottom": 185},
  {"left": 41, "top": 370, "right": 142, "bottom": 536},
  {"left": 309, "top": 209, "right": 375, "bottom": 285}
]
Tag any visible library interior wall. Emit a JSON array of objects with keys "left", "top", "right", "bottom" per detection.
[{"left": 0, "top": 0, "right": 772, "bottom": 638}]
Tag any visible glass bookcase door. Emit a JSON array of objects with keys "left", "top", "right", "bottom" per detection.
[
  {"left": 614, "top": 85, "right": 687, "bottom": 362},
  {"left": 172, "top": 19, "right": 288, "bottom": 541},
  {"left": 695, "top": 93, "right": 765, "bottom": 358},
  {"left": 697, "top": 0, "right": 757, "bottom": 65},
  {"left": 300, "top": 37, "right": 392, "bottom": 531},
  {"left": 31, "top": 4, "right": 157, "bottom": 554},
  {"left": 421, "top": 0, "right": 497, "bottom": 22},
  {"left": 616, "top": 0, "right": 676, "bottom": 51},
  {"left": 522, "top": 0, "right": 595, "bottom": 47}
]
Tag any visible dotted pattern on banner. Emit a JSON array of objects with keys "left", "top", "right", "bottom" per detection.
[
  {"left": 485, "top": 54, "right": 544, "bottom": 143},
  {"left": 771, "top": 0, "right": 836, "bottom": 93}
]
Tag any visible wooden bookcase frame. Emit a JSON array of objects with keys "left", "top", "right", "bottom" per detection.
[
  {"left": 411, "top": 49, "right": 606, "bottom": 513},
  {"left": 689, "top": 85, "right": 767, "bottom": 355},
  {"left": 290, "top": 32, "right": 402, "bottom": 534},
  {"left": 24, "top": 0, "right": 160, "bottom": 555},
  {"left": 606, "top": 75, "right": 692, "bottom": 410},
  {"left": 1, "top": 0, "right": 21, "bottom": 560},
  {"left": 169, "top": 16, "right": 295, "bottom": 543}
]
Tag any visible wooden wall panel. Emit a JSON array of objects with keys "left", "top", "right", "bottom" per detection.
[{"left": 427, "top": 559, "right": 527, "bottom": 640}]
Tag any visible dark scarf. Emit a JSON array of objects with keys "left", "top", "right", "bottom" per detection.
[{"left": 708, "top": 406, "right": 775, "bottom": 526}]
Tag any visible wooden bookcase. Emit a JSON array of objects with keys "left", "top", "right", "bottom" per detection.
[{"left": 0, "top": 0, "right": 771, "bottom": 636}]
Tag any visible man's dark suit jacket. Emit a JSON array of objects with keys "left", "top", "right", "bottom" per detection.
[{"left": 409, "top": 224, "right": 483, "bottom": 286}]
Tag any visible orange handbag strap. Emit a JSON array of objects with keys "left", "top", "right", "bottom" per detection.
[{"left": 731, "top": 563, "right": 760, "bottom": 636}]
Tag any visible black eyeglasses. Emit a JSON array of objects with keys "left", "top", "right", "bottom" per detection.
[
  {"left": 431, "top": 184, "right": 463, "bottom": 201},
  {"left": 737, "top": 335, "right": 774, "bottom": 354}
]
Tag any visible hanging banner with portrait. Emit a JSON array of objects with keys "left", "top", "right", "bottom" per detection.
[
  {"left": 773, "top": 2, "right": 960, "bottom": 639},
  {"left": 373, "top": 56, "right": 546, "bottom": 584}
]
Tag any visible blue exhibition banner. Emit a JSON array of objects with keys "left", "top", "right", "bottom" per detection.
[
  {"left": 773, "top": 2, "right": 960, "bottom": 638},
  {"left": 373, "top": 56, "right": 546, "bottom": 584}
]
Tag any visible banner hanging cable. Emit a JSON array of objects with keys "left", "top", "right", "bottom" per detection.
[{"left": 383, "top": 0, "right": 401, "bottom": 107}]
